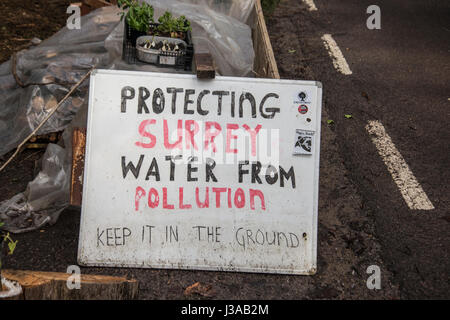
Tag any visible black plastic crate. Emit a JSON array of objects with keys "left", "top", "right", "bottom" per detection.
[{"left": 122, "top": 20, "right": 194, "bottom": 71}]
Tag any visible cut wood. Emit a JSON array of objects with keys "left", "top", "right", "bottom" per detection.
[
  {"left": 249, "top": 0, "right": 280, "bottom": 79},
  {"left": 70, "top": 128, "right": 87, "bottom": 207},
  {"left": 195, "top": 53, "right": 215, "bottom": 79},
  {"left": 83, "top": 0, "right": 114, "bottom": 9},
  {"left": 2, "top": 269, "right": 139, "bottom": 300}
]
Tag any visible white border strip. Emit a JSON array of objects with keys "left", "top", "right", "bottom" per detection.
[
  {"left": 366, "top": 120, "right": 434, "bottom": 210},
  {"left": 321, "top": 34, "right": 353, "bottom": 75}
]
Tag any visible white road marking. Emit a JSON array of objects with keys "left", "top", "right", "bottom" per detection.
[
  {"left": 303, "top": 0, "right": 318, "bottom": 11},
  {"left": 366, "top": 120, "right": 435, "bottom": 210},
  {"left": 321, "top": 34, "right": 353, "bottom": 75}
]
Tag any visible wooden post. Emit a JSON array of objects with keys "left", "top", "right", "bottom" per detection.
[
  {"left": 70, "top": 128, "right": 86, "bottom": 207},
  {"left": 195, "top": 53, "right": 216, "bottom": 79},
  {"left": 250, "top": 0, "right": 280, "bottom": 79}
]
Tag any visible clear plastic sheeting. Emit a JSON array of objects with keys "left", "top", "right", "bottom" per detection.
[
  {"left": 148, "top": 0, "right": 255, "bottom": 76},
  {"left": 0, "top": 144, "right": 69, "bottom": 234},
  {"left": 157, "top": 0, "right": 256, "bottom": 25},
  {"left": 0, "top": 7, "right": 119, "bottom": 157},
  {"left": 0, "top": 4, "right": 255, "bottom": 233}
]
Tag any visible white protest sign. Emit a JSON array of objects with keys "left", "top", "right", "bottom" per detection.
[{"left": 78, "top": 69, "right": 322, "bottom": 275}]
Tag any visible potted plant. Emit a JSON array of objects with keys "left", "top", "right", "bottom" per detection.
[
  {"left": 118, "top": 1, "right": 194, "bottom": 69},
  {"left": 152, "top": 11, "right": 191, "bottom": 40},
  {"left": 138, "top": 11, "right": 193, "bottom": 68},
  {"left": 118, "top": 0, "right": 155, "bottom": 46},
  {"left": 0, "top": 222, "right": 21, "bottom": 300}
]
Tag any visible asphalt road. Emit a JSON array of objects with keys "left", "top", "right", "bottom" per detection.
[{"left": 273, "top": 0, "right": 449, "bottom": 298}]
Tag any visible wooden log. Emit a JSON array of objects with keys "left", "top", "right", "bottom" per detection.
[
  {"left": 80, "top": 0, "right": 116, "bottom": 15},
  {"left": 195, "top": 53, "right": 216, "bottom": 79},
  {"left": 2, "top": 269, "right": 139, "bottom": 300},
  {"left": 249, "top": 0, "right": 280, "bottom": 79},
  {"left": 84, "top": 0, "right": 113, "bottom": 9},
  {"left": 70, "top": 128, "right": 86, "bottom": 207}
]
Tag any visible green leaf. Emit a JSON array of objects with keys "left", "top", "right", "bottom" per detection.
[
  {"left": 0, "top": 221, "right": 4, "bottom": 227},
  {"left": 344, "top": 114, "right": 352, "bottom": 119},
  {"left": 123, "top": 0, "right": 154, "bottom": 32},
  {"left": 157, "top": 11, "right": 191, "bottom": 35},
  {"left": 8, "top": 240, "right": 17, "bottom": 255},
  {"left": 327, "top": 119, "right": 334, "bottom": 124}
]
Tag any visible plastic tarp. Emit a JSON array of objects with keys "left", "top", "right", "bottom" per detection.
[{"left": 0, "top": 3, "right": 255, "bottom": 233}]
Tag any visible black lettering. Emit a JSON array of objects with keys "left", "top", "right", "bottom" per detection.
[
  {"left": 215, "top": 227, "right": 221, "bottom": 243},
  {"left": 165, "top": 155, "right": 182, "bottom": 181},
  {"left": 152, "top": 88, "right": 165, "bottom": 114},
  {"left": 145, "top": 157, "right": 160, "bottom": 181},
  {"left": 187, "top": 157, "right": 198, "bottom": 182},
  {"left": 206, "top": 158, "right": 218, "bottom": 182},
  {"left": 193, "top": 226, "right": 206, "bottom": 241},
  {"left": 106, "top": 228, "right": 113, "bottom": 246},
  {"left": 239, "top": 92, "right": 257, "bottom": 118},
  {"left": 121, "top": 86, "right": 135, "bottom": 113},
  {"left": 277, "top": 232, "right": 289, "bottom": 247},
  {"left": 231, "top": 91, "right": 236, "bottom": 117},
  {"left": 238, "top": 160, "right": 249, "bottom": 183},
  {"left": 138, "top": 87, "right": 150, "bottom": 114},
  {"left": 212, "top": 91, "right": 229, "bottom": 116},
  {"left": 114, "top": 227, "right": 122, "bottom": 246},
  {"left": 246, "top": 229, "right": 256, "bottom": 245},
  {"left": 236, "top": 227, "right": 245, "bottom": 249},
  {"left": 260, "top": 93, "right": 280, "bottom": 119},
  {"left": 266, "top": 231, "right": 276, "bottom": 245},
  {"left": 255, "top": 229, "right": 265, "bottom": 245},
  {"left": 166, "top": 87, "right": 183, "bottom": 114},
  {"left": 289, "top": 233, "right": 299, "bottom": 248},
  {"left": 265, "top": 165, "right": 278, "bottom": 185},
  {"left": 122, "top": 155, "right": 144, "bottom": 179},
  {"left": 251, "top": 161, "right": 262, "bottom": 184},
  {"left": 280, "top": 166, "right": 296, "bottom": 188},
  {"left": 97, "top": 228, "right": 104, "bottom": 246},
  {"left": 197, "top": 90, "right": 210, "bottom": 115},
  {"left": 122, "top": 227, "right": 131, "bottom": 245},
  {"left": 184, "top": 89, "right": 195, "bottom": 114}
]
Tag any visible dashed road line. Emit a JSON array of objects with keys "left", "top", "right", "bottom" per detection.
[
  {"left": 321, "top": 34, "right": 353, "bottom": 75},
  {"left": 365, "top": 120, "right": 435, "bottom": 210},
  {"left": 303, "top": 0, "right": 318, "bottom": 11}
]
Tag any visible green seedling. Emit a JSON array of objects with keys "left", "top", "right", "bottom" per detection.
[
  {"left": 118, "top": 0, "right": 154, "bottom": 32},
  {"left": 0, "top": 221, "right": 18, "bottom": 284},
  {"left": 157, "top": 11, "right": 191, "bottom": 38}
]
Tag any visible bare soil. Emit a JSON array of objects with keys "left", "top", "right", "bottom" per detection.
[{"left": 0, "top": 0, "right": 73, "bottom": 63}]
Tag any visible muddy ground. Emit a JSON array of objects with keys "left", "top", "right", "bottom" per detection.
[
  {"left": 0, "top": 0, "right": 73, "bottom": 64},
  {"left": 0, "top": 0, "right": 400, "bottom": 299}
]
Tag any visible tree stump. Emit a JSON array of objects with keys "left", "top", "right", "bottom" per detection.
[{"left": 2, "top": 270, "right": 139, "bottom": 300}]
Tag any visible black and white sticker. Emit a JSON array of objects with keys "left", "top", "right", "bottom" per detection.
[
  {"left": 293, "top": 129, "right": 315, "bottom": 155},
  {"left": 293, "top": 90, "right": 312, "bottom": 105}
]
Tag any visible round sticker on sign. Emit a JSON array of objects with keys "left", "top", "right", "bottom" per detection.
[{"left": 298, "top": 104, "right": 308, "bottom": 114}]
